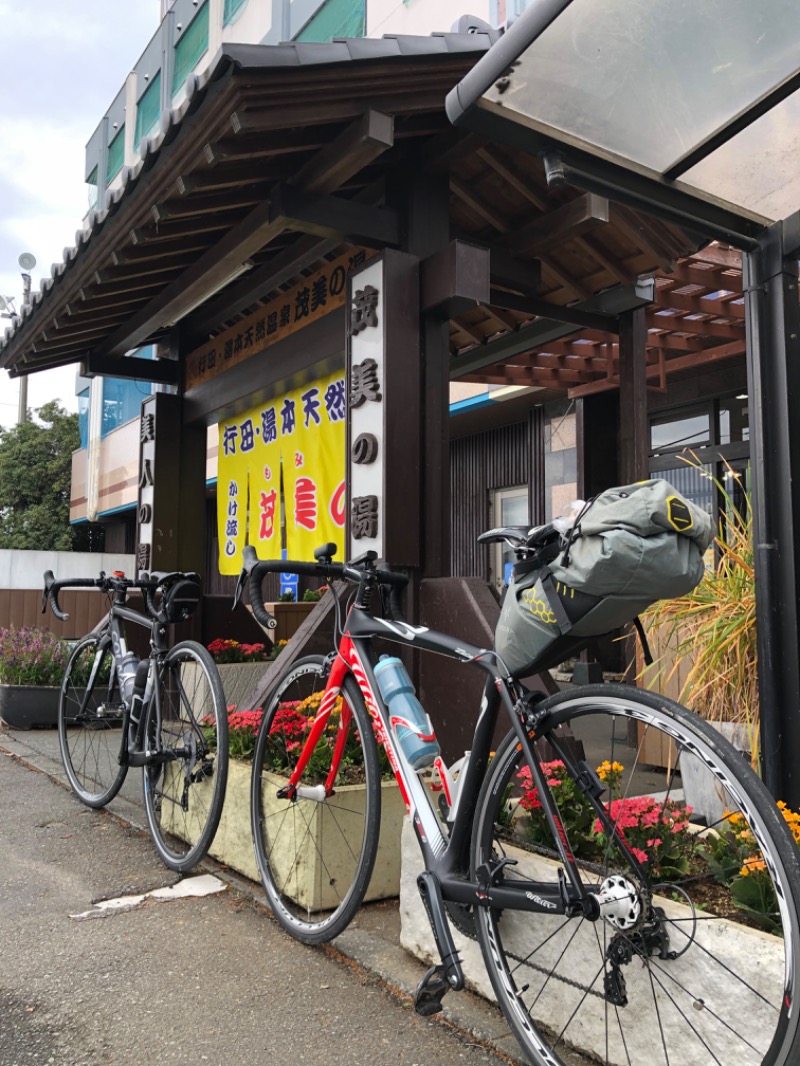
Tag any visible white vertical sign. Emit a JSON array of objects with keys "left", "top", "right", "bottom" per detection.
[{"left": 348, "top": 258, "right": 385, "bottom": 560}]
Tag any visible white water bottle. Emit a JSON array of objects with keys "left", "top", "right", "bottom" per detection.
[
  {"left": 374, "top": 656, "right": 439, "bottom": 771},
  {"left": 118, "top": 652, "right": 139, "bottom": 706}
]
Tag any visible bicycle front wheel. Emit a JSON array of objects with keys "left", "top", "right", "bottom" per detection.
[
  {"left": 472, "top": 684, "right": 800, "bottom": 1066},
  {"left": 251, "top": 655, "right": 381, "bottom": 944},
  {"left": 143, "top": 641, "right": 228, "bottom": 873},
  {"left": 58, "top": 635, "right": 128, "bottom": 808}
]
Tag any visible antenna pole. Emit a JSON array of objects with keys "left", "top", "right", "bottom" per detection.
[{"left": 16, "top": 272, "right": 31, "bottom": 425}]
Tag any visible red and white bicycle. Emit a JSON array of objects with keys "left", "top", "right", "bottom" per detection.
[{"left": 236, "top": 539, "right": 800, "bottom": 1066}]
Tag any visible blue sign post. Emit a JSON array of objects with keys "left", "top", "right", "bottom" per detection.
[{"left": 280, "top": 549, "right": 299, "bottom": 601}]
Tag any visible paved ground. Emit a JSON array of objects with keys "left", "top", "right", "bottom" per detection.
[{"left": 0, "top": 723, "right": 528, "bottom": 1066}]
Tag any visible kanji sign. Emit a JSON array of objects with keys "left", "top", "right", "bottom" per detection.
[{"left": 186, "top": 249, "right": 367, "bottom": 389}]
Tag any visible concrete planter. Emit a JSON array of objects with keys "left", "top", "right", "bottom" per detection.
[
  {"left": 399, "top": 820, "right": 782, "bottom": 1066},
  {"left": 167, "top": 759, "right": 406, "bottom": 903},
  {"left": 182, "top": 660, "right": 270, "bottom": 713},
  {"left": 0, "top": 683, "right": 60, "bottom": 729}
]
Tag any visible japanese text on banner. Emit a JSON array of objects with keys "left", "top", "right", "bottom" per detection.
[{"left": 217, "top": 369, "right": 346, "bottom": 574}]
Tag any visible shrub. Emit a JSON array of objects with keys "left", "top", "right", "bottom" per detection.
[{"left": 0, "top": 626, "right": 69, "bottom": 686}]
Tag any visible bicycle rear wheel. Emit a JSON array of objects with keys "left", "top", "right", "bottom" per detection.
[
  {"left": 251, "top": 656, "right": 381, "bottom": 944},
  {"left": 472, "top": 684, "right": 800, "bottom": 1066},
  {"left": 58, "top": 635, "right": 127, "bottom": 808},
  {"left": 143, "top": 641, "right": 228, "bottom": 873}
]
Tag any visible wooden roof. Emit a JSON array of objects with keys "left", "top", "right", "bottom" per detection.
[
  {"left": 452, "top": 244, "right": 744, "bottom": 396},
  {"left": 0, "top": 34, "right": 705, "bottom": 387}
]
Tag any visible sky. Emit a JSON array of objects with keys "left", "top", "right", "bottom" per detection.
[{"left": 0, "top": 1, "right": 160, "bottom": 429}]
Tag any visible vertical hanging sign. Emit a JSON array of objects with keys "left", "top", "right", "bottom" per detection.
[
  {"left": 347, "top": 260, "right": 385, "bottom": 560},
  {"left": 346, "top": 251, "right": 420, "bottom": 566}
]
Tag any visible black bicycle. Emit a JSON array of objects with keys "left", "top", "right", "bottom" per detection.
[
  {"left": 236, "top": 535, "right": 800, "bottom": 1066},
  {"left": 43, "top": 568, "right": 228, "bottom": 873}
]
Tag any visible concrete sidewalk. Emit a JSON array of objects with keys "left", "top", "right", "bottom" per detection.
[{"left": 0, "top": 721, "right": 526, "bottom": 1066}]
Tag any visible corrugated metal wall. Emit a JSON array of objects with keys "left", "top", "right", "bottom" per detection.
[{"left": 451, "top": 418, "right": 532, "bottom": 578}]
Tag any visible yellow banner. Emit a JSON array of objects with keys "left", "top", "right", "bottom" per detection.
[{"left": 217, "top": 369, "right": 346, "bottom": 574}]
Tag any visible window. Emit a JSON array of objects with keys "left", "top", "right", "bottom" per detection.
[
  {"left": 172, "top": 2, "right": 209, "bottom": 96},
  {"left": 649, "top": 395, "right": 750, "bottom": 519},
  {"left": 544, "top": 400, "right": 577, "bottom": 521},
  {"left": 77, "top": 388, "right": 90, "bottom": 449},
  {"left": 101, "top": 348, "right": 156, "bottom": 437},
  {"left": 87, "top": 167, "right": 98, "bottom": 210},
  {"left": 106, "top": 127, "right": 125, "bottom": 184},
  {"left": 489, "top": 487, "right": 529, "bottom": 592},
  {"left": 135, "top": 72, "right": 162, "bottom": 148},
  {"left": 296, "top": 0, "right": 365, "bottom": 42},
  {"left": 223, "top": 0, "right": 247, "bottom": 24}
]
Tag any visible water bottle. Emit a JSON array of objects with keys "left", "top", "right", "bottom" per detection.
[
  {"left": 374, "top": 656, "right": 439, "bottom": 771},
  {"left": 118, "top": 651, "right": 139, "bottom": 706}
]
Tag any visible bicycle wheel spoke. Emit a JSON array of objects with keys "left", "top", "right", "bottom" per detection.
[
  {"left": 58, "top": 637, "right": 127, "bottom": 808},
  {"left": 472, "top": 685, "right": 800, "bottom": 1066},
  {"left": 251, "top": 657, "right": 381, "bottom": 944},
  {"left": 143, "top": 642, "right": 227, "bottom": 873}
]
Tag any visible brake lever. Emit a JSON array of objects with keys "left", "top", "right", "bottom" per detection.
[{"left": 233, "top": 567, "right": 246, "bottom": 611}]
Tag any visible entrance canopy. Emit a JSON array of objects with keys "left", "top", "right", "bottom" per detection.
[{"left": 447, "top": 0, "right": 800, "bottom": 248}]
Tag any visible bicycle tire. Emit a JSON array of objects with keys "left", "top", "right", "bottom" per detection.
[
  {"left": 143, "top": 640, "right": 228, "bottom": 873},
  {"left": 251, "top": 655, "right": 381, "bottom": 944},
  {"left": 471, "top": 683, "right": 800, "bottom": 1066},
  {"left": 58, "top": 635, "right": 128, "bottom": 808}
]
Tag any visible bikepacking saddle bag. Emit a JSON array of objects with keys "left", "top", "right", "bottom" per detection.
[{"left": 495, "top": 479, "right": 715, "bottom": 677}]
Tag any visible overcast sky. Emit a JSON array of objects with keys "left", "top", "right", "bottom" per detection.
[{"left": 0, "top": 1, "right": 160, "bottom": 429}]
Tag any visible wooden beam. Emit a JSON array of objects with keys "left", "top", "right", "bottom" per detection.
[
  {"left": 450, "top": 175, "right": 509, "bottom": 233},
  {"left": 182, "top": 235, "right": 339, "bottom": 345},
  {"left": 507, "top": 193, "right": 609, "bottom": 255},
  {"left": 81, "top": 352, "right": 180, "bottom": 385},
  {"left": 487, "top": 288, "right": 618, "bottom": 332},
  {"left": 421, "top": 240, "right": 490, "bottom": 315},
  {"left": 271, "top": 184, "right": 399, "bottom": 247},
  {"left": 291, "top": 109, "right": 394, "bottom": 194},
  {"left": 654, "top": 286, "right": 745, "bottom": 319}
]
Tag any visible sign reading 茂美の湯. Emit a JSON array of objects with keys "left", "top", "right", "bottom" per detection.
[{"left": 217, "top": 369, "right": 346, "bottom": 574}]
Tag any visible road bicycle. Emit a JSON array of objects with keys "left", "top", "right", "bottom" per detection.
[
  {"left": 43, "top": 568, "right": 228, "bottom": 873},
  {"left": 235, "top": 536, "right": 800, "bottom": 1066}
]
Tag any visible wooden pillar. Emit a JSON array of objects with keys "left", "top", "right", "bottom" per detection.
[
  {"left": 577, "top": 391, "right": 620, "bottom": 498},
  {"left": 617, "top": 306, "right": 648, "bottom": 484},
  {"left": 401, "top": 170, "right": 452, "bottom": 578},
  {"left": 136, "top": 392, "right": 207, "bottom": 638}
]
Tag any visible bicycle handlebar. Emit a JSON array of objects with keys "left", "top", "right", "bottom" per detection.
[
  {"left": 235, "top": 545, "right": 408, "bottom": 630},
  {"left": 42, "top": 569, "right": 199, "bottom": 624}
]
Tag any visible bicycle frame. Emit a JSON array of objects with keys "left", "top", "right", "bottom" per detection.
[
  {"left": 88, "top": 593, "right": 171, "bottom": 769},
  {"left": 280, "top": 601, "right": 605, "bottom": 921}
]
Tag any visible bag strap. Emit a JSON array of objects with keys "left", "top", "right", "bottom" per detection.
[
  {"left": 560, "top": 496, "right": 596, "bottom": 567},
  {"left": 632, "top": 616, "right": 654, "bottom": 667},
  {"left": 540, "top": 572, "right": 574, "bottom": 635}
]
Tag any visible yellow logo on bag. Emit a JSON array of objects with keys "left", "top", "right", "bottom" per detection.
[
  {"left": 666, "top": 495, "right": 694, "bottom": 533},
  {"left": 520, "top": 588, "right": 557, "bottom": 626}
]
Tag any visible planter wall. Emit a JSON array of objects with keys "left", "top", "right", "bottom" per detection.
[
  {"left": 182, "top": 660, "right": 269, "bottom": 713},
  {"left": 263, "top": 602, "right": 317, "bottom": 644},
  {"left": 0, "top": 684, "right": 60, "bottom": 729},
  {"left": 166, "top": 759, "right": 406, "bottom": 902},
  {"left": 399, "top": 820, "right": 782, "bottom": 1066}
]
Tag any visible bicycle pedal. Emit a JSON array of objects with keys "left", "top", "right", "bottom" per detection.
[{"left": 414, "top": 965, "right": 450, "bottom": 1017}]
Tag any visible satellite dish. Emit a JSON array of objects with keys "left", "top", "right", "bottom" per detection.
[
  {"left": 18, "top": 252, "right": 36, "bottom": 272},
  {"left": 0, "top": 296, "right": 8, "bottom": 312}
]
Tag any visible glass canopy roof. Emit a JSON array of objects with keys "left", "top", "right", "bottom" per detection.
[{"left": 447, "top": 0, "right": 800, "bottom": 230}]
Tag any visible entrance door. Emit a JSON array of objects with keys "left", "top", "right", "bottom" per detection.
[{"left": 490, "top": 486, "right": 528, "bottom": 592}]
